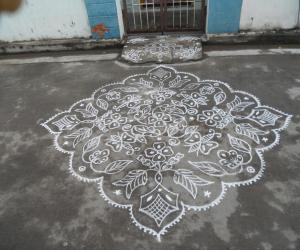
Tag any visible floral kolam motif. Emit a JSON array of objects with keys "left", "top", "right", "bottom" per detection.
[{"left": 42, "top": 66, "right": 292, "bottom": 240}]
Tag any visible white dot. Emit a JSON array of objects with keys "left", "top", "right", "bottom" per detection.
[
  {"left": 79, "top": 166, "right": 86, "bottom": 172},
  {"left": 247, "top": 166, "right": 255, "bottom": 173}
]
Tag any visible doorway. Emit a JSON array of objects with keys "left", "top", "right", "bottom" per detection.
[{"left": 122, "top": 0, "right": 206, "bottom": 34}]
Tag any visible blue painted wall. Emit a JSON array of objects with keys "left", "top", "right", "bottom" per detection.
[
  {"left": 207, "top": 0, "right": 243, "bottom": 34},
  {"left": 84, "top": 0, "right": 120, "bottom": 39}
]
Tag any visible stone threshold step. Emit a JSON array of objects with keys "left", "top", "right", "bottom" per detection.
[{"left": 121, "top": 35, "right": 203, "bottom": 64}]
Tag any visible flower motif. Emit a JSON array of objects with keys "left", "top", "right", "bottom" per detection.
[
  {"left": 218, "top": 150, "right": 243, "bottom": 169},
  {"left": 89, "top": 149, "right": 110, "bottom": 164},
  {"left": 172, "top": 117, "right": 187, "bottom": 130},
  {"left": 106, "top": 132, "right": 135, "bottom": 153},
  {"left": 199, "top": 85, "right": 215, "bottom": 95},
  {"left": 103, "top": 112, "right": 127, "bottom": 129},
  {"left": 148, "top": 112, "right": 172, "bottom": 127},
  {"left": 184, "top": 129, "right": 219, "bottom": 155},
  {"left": 106, "top": 91, "right": 120, "bottom": 100},
  {"left": 145, "top": 142, "right": 174, "bottom": 162},
  {"left": 197, "top": 108, "right": 226, "bottom": 127},
  {"left": 125, "top": 95, "right": 141, "bottom": 108},
  {"left": 151, "top": 89, "right": 176, "bottom": 103},
  {"left": 117, "top": 95, "right": 141, "bottom": 109},
  {"left": 181, "top": 92, "right": 207, "bottom": 107}
]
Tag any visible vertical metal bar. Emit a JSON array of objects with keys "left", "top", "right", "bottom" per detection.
[
  {"left": 193, "top": 0, "right": 196, "bottom": 27},
  {"left": 180, "top": 0, "right": 182, "bottom": 28},
  {"left": 138, "top": 0, "right": 143, "bottom": 29},
  {"left": 172, "top": 0, "right": 175, "bottom": 28},
  {"left": 131, "top": 0, "right": 136, "bottom": 30},
  {"left": 186, "top": 0, "right": 189, "bottom": 27},
  {"left": 146, "top": 0, "right": 149, "bottom": 29},
  {"left": 152, "top": 0, "right": 156, "bottom": 29},
  {"left": 122, "top": 0, "right": 129, "bottom": 33},
  {"left": 200, "top": 0, "right": 206, "bottom": 32},
  {"left": 160, "top": 0, "right": 164, "bottom": 33}
]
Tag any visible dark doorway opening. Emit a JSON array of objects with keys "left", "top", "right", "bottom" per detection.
[{"left": 122, "top": 0, "right": 206, "bottom": 34}]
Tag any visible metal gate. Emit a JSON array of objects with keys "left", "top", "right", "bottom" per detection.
[{"left": 122, "top": 0, "right": 206, "bottom": 34}]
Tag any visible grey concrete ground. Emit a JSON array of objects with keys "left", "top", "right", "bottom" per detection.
[{"left": 0, "top": 48, "right": 300, "bottom": 250}]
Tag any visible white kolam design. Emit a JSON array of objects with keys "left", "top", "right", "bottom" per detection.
[
  {"left": 122, "top": 36, "right": 202, "bottom": 63},
  {"left": 42, "top": 66, "right": 292, "bottom": 241}
]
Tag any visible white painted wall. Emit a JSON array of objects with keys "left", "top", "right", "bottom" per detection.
[
  {"left": 0, "top": 0, "right": 91, "bottom": 42},
  {"left": 240, "top": 0, "right": 300, "bottom": 31},
  {"left": 115, "top": 0, "right": 124, "bottom": 38}
]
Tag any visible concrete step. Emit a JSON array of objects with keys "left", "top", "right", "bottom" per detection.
[{"left": 121, "top": 35, "right": 203, "bottom": 64}]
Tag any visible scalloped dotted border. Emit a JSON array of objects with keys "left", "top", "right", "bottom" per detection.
[{"left": 41, "top": 65, "right": 292, "bottom": 241}]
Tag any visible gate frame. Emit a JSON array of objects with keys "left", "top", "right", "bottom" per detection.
[
  {"left": 121, "top": 0, "right": 207, "bottom": 35},
  {"left": 116, "top": 0, "right": 125, "bottom": 38}
]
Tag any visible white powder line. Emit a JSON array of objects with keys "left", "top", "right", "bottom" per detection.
[
  {"left": 0, "top": 53, "right": 119, "bottom": 65},
  {"left": 1, "top": 48, "right": 300, "bottom": 65},
  {"left": 205, "top": 48, "right": 300, "bottom": 57}
]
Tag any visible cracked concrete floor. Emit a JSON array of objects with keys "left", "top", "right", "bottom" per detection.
[{"left": 0, "top": 51, "right": 300, "bottom": 250}]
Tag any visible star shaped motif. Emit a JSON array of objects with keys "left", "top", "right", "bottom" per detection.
[{"left": 204, "top": 191, "right": 211, "bottom": 198}]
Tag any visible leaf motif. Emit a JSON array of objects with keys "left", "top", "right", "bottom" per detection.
[
  {"left": 168, "top": 126, "right": 179, "bottom": 136},
  {"left": 174, "top": 169, "right": 213, "bottom": 199},
  {"left": 83, "top": 136, "right": 101, "bottom": 153},
  {"left": 235, "top": 123, "right": 267, "bottom": 144},
  {"left": 164, "top": 153, "right": 184, "bottom": 168},
  {"left": 171, "top": 100, "right": 182, "bottom": 106},
  {"left": 96, "top": 98, "right": 108, "bottom": 110},
  {"left": 214, "top": 91, "right": 226, "bottom": 105},
  {"left": 86, "top": 103, "right": 98, "bottom": 115},
  {"left": 127, "top": 107, "right": 139, "bottom": 114},
  {"left": 169, "top": 75, "right": 189, "bottom": 88},
  {"left": 181, "top": 93, "right": 190, "bottom": 98},
  {"left": 113, "top": 170, "right": 147, "bottom": 198},
  {"left": 227, "top": 96, "right": 241, "bottom": 109},
  {"left": 182, "top": 82, "right": 200, "bottom": 90},
  {"left": 120, "top": 87, "right": 139, "bottom": 93},
  {"left": 185, "top": 126, "right": 198, "bottom": 135},
  {"left": 201, "top": 133, "right": 214, "bottom": 143},
  {"left": 75, "top": 103, "right": 98, "bottom": 118},
  {"left": 64, "top": 127, "right": 92, "bottom": 147},
  {"left": 195, "top": 96, "right": 208, "bottom": 105},
  {"left": 228, "top": 134, "right": 251, "bottom": 153},
  {"left": 51, "top": 115, "right": 80, "bottom": 131},
  {"left": 188, "top": 143, "right": 200, "bottom": 154},
  {"left": 136, "top": 135, "right": 147, "bottom": 144},
  {"left": 172, "top": 107, "right": 185, "bottom": 115},
  {"left": 164, "top": 104, "right": 185, "bottom": 115},
  {"left": 138, "top": 78, "right": 153, "bottom": 88},
  {"left": 232, "top": 102, "right": 254, "bottom": 112},
  {"left": 105, "top": 160, "right": 132, "bottom": 174},
  {"left": 189, "top": 161, "right": 226, "bottom": 176},
  {"left": 227, "top": 96, "right": 254, "bottom": 112}
]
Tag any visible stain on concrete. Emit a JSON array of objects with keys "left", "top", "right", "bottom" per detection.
[{"left": 286, "top": 87, "right": 300, "bottom": 100}]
